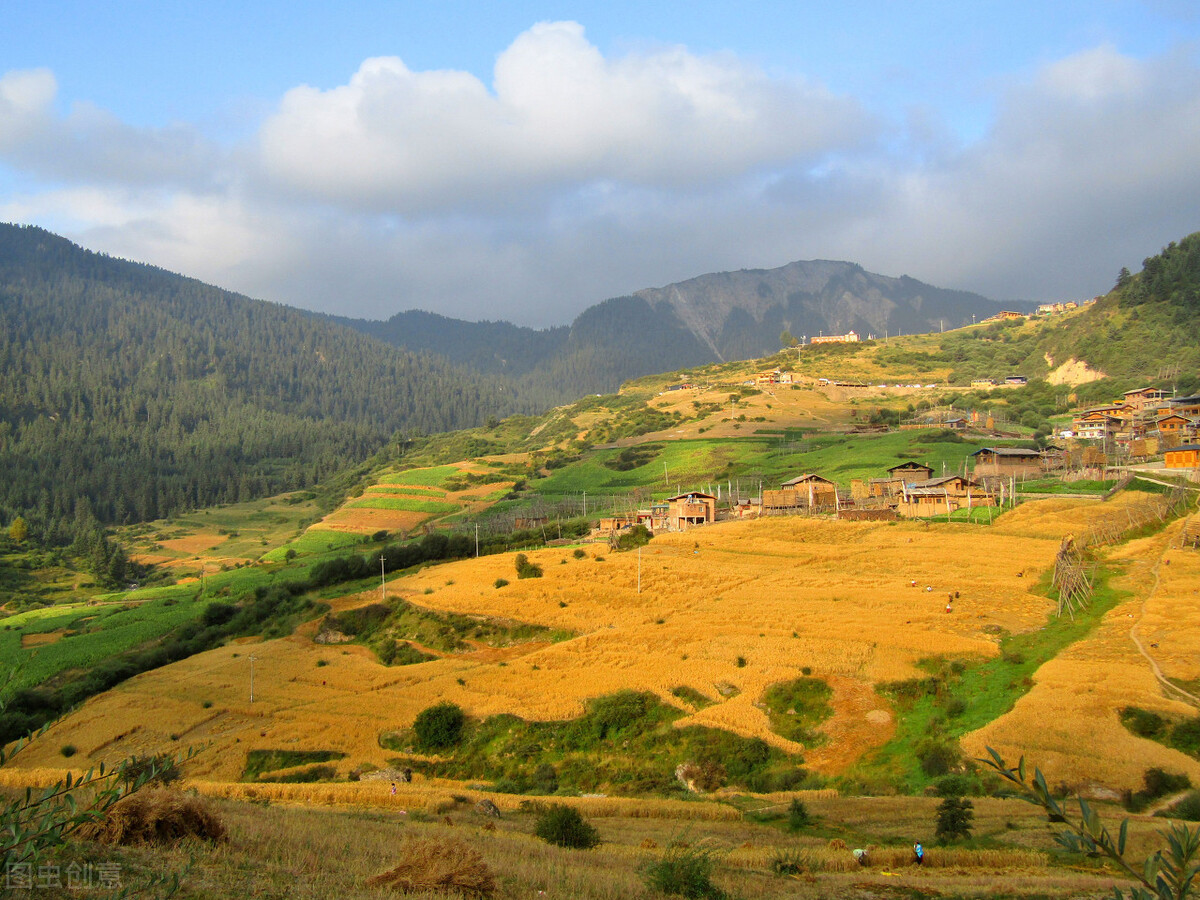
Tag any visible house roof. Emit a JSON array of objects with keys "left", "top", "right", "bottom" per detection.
[
  {"left": 1166, "top": 444, "right": 1200, "bottom": 453},
  {"left": 887, "top": 461, "right": 933, "bottom": 473},
  {"left": 1171, "top": 395, "right": 1200, "bottom": 405},
  {"left": 970, "top": 447, "right": 1041, "bottom": 458},
  {"left": 908, "top": 475, "right": 977, "bottom": 489},
  {"left": 781, "top": 474, "right": 834, "bottom": 487},
  {"left": 666, "top": 492, "right": 716, "bottom": 501}
]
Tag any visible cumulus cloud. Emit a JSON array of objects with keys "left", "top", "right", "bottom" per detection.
[
  {"left": 838, "top": 44, "right": 1200, "bottom": 300},
  {"left": 1, "top": 26, "right": 1199, "bottom": 323},
  {"left": 254, "top": 21, "right": 871, "bottom": 213},
  {"left": 0, "top": 67, "right": 221, "bottom": 189}
]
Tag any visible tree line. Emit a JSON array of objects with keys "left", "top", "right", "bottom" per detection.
[{"left": 0, "top": 225, "right": 544, "bottom": 544}]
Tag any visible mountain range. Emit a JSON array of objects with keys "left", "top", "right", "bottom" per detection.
[{"left": 333, "top": 259, "right": 1029, "bottom": 397}]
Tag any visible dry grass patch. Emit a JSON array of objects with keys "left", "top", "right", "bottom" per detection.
[
  {"left": 76, "top": 788, "right": 227, "bottom": 845},
  {"left": 366, "top": 837, "right": 495, "bottom": 897},
  {"left": 963, "top": 523, "right": 1200, "bottom": 791}
]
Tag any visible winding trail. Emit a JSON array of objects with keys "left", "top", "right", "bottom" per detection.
[{"left": 1128, "top": 509, "right": 1200, "bottom": 709}]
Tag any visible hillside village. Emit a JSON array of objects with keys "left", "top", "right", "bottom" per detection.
[{"left": 3, "top": 234, "right": 1200, "bottom": 900}]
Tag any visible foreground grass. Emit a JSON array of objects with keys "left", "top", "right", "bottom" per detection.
[{"left": 24, "top": 790, "right": 1146, "bottom": 899}]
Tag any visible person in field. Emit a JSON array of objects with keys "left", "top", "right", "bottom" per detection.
[{"left": 913, "top": 841, "right": 924, "bottom": 865}]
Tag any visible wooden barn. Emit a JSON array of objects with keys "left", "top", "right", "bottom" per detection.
[
  {"left": 764, "top": 474, "right": 838, "bottom": 510},
  {"left": 971, "top": 447, "right": 1044, "bottom": 478},
  {"left": 1165, "top": 444, "right": 1200, "bottom": 469},
  {"left": 897, "top": 476, "right": 994, "bottom": 518}
]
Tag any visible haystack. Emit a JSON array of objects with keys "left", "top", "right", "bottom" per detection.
[
  {"left": 76, "top": 789, "right": 227, "bottom": 845},
  {"left": 367, "top": 838, "right": 495, "bottom": 898}
]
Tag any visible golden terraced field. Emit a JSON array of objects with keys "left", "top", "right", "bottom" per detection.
[{"left": 17, "top": 495, "right": 1195, "bottom": 794}]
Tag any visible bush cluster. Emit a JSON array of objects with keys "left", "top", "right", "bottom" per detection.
[{"left": 534, "top": 804, "right": 600, "bottom": 849}]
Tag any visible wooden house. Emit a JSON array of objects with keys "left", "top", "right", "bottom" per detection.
[
  {"left": 664, "top": 492, "right": 717, "bottom": 531},
  {"left": 970, "top": 447, "right": 1044, "bottom": 478},
  {"left": 897, "top": 475, "right": 994, "bottom": 517},
  {"left": 1073, "top": 411, "right": 1122, "bottom": 441},
  {"left": 597, "top": 515, "right": 636, "bottom": 534},
  {"left": 764, "top": 474, "right": 838, "bottom": 510},
  {"left": 1164, "top": 444, "right": 1200, "bottom": 469},
  {"left": 1170, "top": 395, "right": 1200, "bottom": 418},
  {"left": 1156, "top": 413, "right": 1197, "bottom": 438},
  {"left": 888, "top": 461, "right": 934, "bottom": 482},
  {"left": 636, "top": 503, "right": 670, "bottom": 533},
  {"left": 1123, "top": 387, "right": 1171, "bottom": 411}
]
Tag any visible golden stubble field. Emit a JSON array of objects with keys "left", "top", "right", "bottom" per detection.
[
  {"left": 12, "top": 509, "right": 1087, "bottom": 781},
  {"left": 13, "top": 496, "right": 1199, "bottom": 794},
  {"left": 963, "top": 513, "right": 1200, "bottom": 790}
]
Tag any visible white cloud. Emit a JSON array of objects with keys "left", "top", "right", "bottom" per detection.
[
  {"left": 254, "top": 21, "right": 871, "bottom": 213},
  {"left": 0, "top": 67, "right": 220, "bottom": 189},
  {"left": 1, "top": 30, "right": 1198, "bottom": 323}
]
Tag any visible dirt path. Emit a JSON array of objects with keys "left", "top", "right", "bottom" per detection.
[{"left": 1128, "top": 517, "right": 1200, "bottom": 709}]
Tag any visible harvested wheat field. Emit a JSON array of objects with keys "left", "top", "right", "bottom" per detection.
[
  {"left": 15, "top": 787, "right": 1145, "bottom": 899},
  {"left": 962, "top": 517, "right": 1200, "bottom": 791},
  {"left": 11, "top": 507, "right": 1105, "bottom": 785}
]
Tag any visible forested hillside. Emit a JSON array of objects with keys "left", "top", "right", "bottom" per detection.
[
  {"left": 906, "top": 231, "right": 1200, "bottom": 386},
  {"left": 0, "top": 225, "right": 531, "bottom": 540}
]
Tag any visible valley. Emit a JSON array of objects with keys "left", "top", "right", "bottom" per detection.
[{"left": 3, "top": 230, "right": 1200, "bottom": 898}]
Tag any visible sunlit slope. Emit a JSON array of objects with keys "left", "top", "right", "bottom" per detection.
[
  {"left": 12, "top": 513, "right": 1066, "bottom": 781},
  {"left": 963, "top": 517, "right": 1200, "bottom": 790}
]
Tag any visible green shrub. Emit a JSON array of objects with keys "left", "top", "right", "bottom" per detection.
[
  {"left": 494, "top": 578, "right": 509, "bottom": 588},
  {"left": 515, "top": 553, "right": 543, "bottom": 579},
  {"left": 935, "top": 795, "right": 974, "bottom": 842},
  {"left": 413, "top": 702, "right": 466, "bottom": 751},
  {"left": 1171, "top": 718, "right": 1200, "bottom": 757},
  {"left": 934, "top": 774, "right": 980, "bottom": 797},
  {"left": 1159, "top": 791, "right": 1200, "bottom": 822},
  {"left": 641, "top": 842, "right": 727, "bottom": 898},
  {"left": 573, "top": 548, "right": 587, "bottom": 559},
  {"left": 615, "top": 524, "right": 652, "bottom": 551},
  {"left": 534, "top": 804, "right": 600, "bottom": 849},
  {"left": 59, "top": 744, "right": 76, "bottom": 758},
  {"left": 917, "top": 740, "right": 960, "bottom": 777},
  {"left": 770, "top": 846, "right": 807, "bottom": 876},
  {"left": 1121, "top": 706, "right": 1169, "bottom": 739},
  {"left": 787, "top": 798, "right": 810, "bottom": 831}
]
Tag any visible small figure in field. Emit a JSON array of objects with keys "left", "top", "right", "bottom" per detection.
[
  {"left": 911, "top": 580, "right": 917, "bottom": 587},
  {"left": 946, "top": 603, "right": 953, "bottom": 613},
  {"left": 954, "top": 591, "right": 960, "bottom": 599},
  {"left": 853, "top": 848, "right": 870, "bottom": 866},
  {"left": 913, "top": 842, "right": 924, "bottom": 866},
  {"left": 390, "top": 782, "right": 397, "bottom": 796}
]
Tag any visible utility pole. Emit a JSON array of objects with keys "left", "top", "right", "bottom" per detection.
[
  {"left": 380, "top": 555, "right": 387, "bottom": 602},
  {"left": 249, "top": 654, "right": 257, "bottom": 704},
  {"left": 582, "top": 491, "right": 587, "bottom": 516},
  {"left": 637, "top": 546, "right": 642, "bottom": 594},
  {"left": 475, "top": 523, "right": 479, "bottom": 558}
]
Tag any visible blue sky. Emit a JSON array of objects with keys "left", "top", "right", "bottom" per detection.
[{"left": 2, "top": 1, "right": 1199, "bottom": 323}]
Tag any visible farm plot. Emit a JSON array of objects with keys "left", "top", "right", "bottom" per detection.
[
  {"left": 962, "top": 517, "right": 1200, "bottom": 791},
  {"left": 309, "top": 464, "right": 513, "bottom": 537},
  {"left": 14, "top": 511, "right": 1084, "bottom": 784}
]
